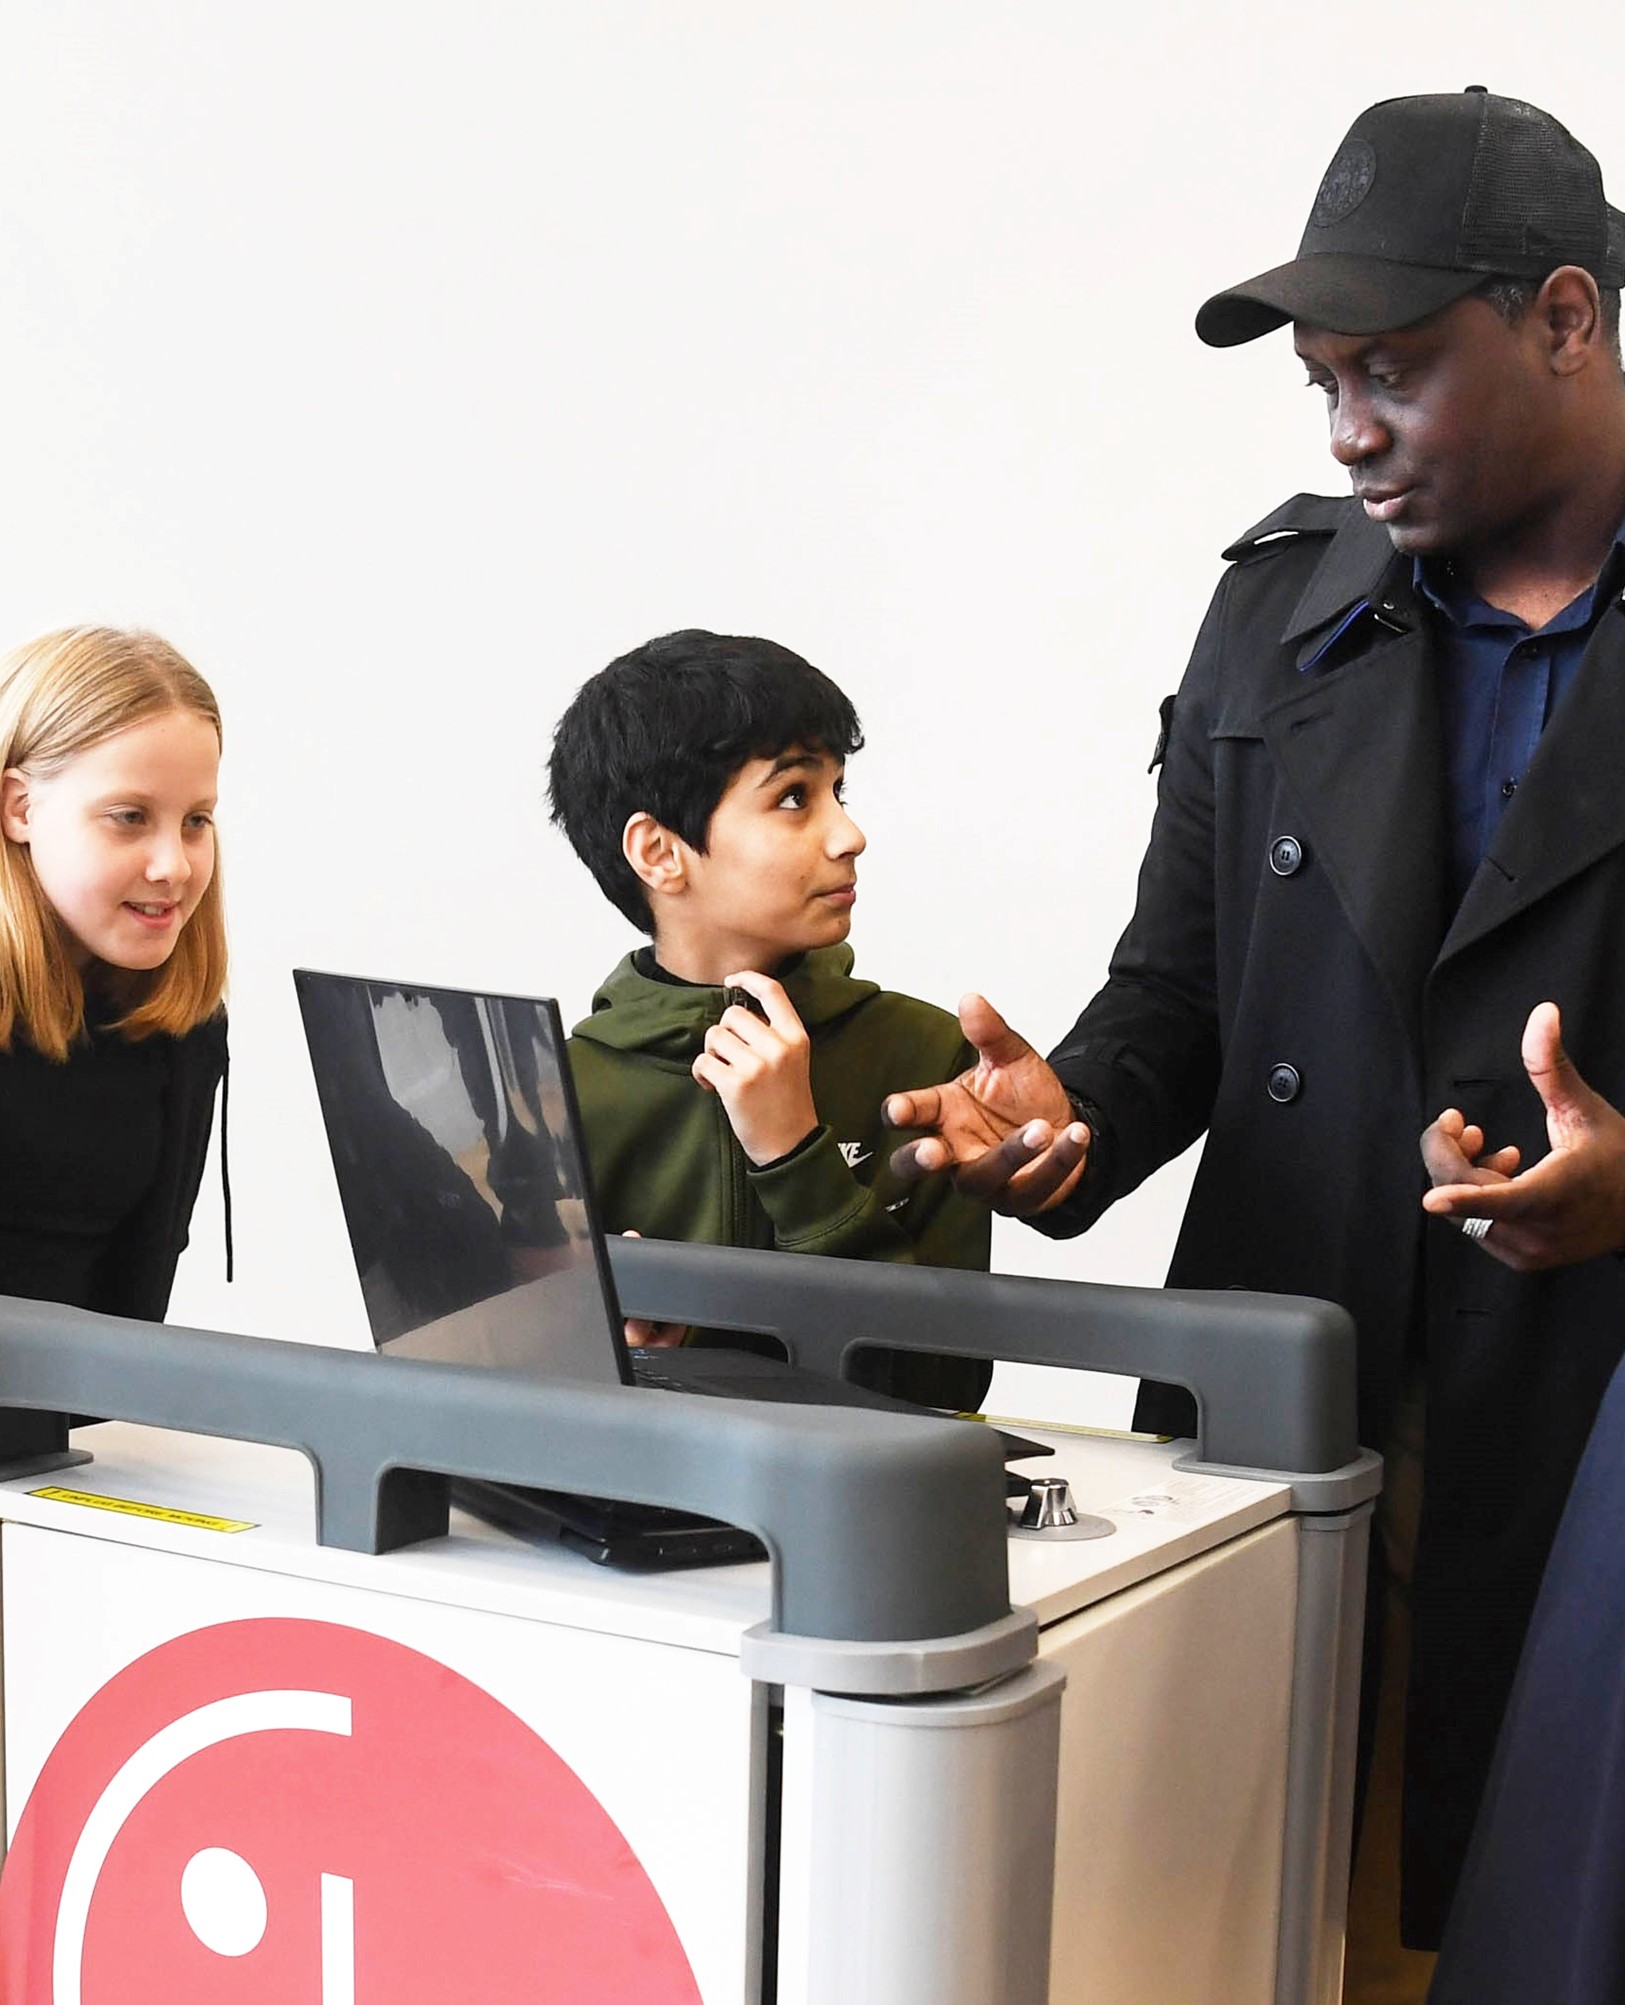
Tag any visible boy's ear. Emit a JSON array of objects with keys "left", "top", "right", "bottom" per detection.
[
  {"left": 622, "top": 811, "right": 686, "bottom": 902},
  {"left": 0, "top": 769, "right": 33, "bottom": 845}
]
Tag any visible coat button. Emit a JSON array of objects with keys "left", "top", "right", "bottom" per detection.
[
  {"left": 1269, "top": 835, "right": 1304, "bottom": 876},
  {"left": 1267, "top": 1062, "right": 1301, "bottom": 1104}
]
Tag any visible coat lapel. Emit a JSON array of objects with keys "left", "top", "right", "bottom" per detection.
[
  {"left": 1441, "top": 595, "right": 1625, "bottom": 965},
  {"left": 1260, "top": 510, "right": 1448, "bottom": 1039}
]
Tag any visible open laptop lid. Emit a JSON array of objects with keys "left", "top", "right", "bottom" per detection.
[{"left": 293, "top": 970, "right": 631, "bottom": 1388}]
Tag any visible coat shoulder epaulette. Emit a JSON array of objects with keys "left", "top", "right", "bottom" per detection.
[{"left": 1221, "top": 493, "right": 1354, "bottom": 565}]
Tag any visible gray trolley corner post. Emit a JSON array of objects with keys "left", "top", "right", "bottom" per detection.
[
  {"left": 0, "top": 1249, "right": 1378, "bottom": 2005},
  {"left": 608, "top": 1238, "right": 1380, "bottom": 2005}
]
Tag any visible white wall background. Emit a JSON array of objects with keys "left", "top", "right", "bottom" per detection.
[{"left": 0, "top": 5, "right": 1612, "bottom": 1396}]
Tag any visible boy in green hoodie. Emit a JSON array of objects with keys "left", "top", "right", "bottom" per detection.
[{"left": 549, "top": 628, "right": 991, "bottom": 1409}]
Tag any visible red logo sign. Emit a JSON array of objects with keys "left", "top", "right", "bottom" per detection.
[{"left": 0, "top": 1618, "right": 703, "bottom": 2002}]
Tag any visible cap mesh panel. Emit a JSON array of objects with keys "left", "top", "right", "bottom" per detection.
[{"left": 1461, "top": 98, "right": 1608, "bottom": 274}]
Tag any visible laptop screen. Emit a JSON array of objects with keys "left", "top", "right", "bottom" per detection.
[{"left": 293, "top": 970, "right": 628, "bottom": 1387}]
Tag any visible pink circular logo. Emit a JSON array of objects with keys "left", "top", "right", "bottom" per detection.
[{"left": 0, "top": 1618, "right": 702, "bottom": 2003}]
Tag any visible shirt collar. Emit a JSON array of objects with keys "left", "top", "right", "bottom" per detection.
[{"left": 1415, "top": 514, "right": 1625, "bottom": 635}]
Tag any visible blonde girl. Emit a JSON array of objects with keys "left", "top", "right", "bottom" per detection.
[{"left": 0, "top": 627, "right": 227, "bottom": 1320}]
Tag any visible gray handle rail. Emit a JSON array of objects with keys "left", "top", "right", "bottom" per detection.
[
  {"left": 0, "top": 1250, "right": 1361, "bottom": 1650},
  {"left": 0, "top": 1295, "right": 1008, "bottom": 1647},
  {"left": 609, "top": 1236, "right": 1360, "bottom": 1477}
]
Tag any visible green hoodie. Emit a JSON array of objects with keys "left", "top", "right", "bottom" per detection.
[{"left": 567, "top": 944, "right": 991, "bottom": 1407}]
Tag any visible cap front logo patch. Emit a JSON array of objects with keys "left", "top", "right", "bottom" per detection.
[{"left": 1311, "top": 139, "right": 1377, "bottom": 229}]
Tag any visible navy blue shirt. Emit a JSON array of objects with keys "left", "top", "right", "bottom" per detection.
[{"left": 1417, "top": 524, "right": 1625, "bottom": 905}]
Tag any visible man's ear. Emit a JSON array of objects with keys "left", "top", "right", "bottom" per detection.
[
  {"left": 1539, "top": 265, "right": 1603, "bottom": 375},
  {"left": 622, "top": 811, "right": 686, "bottom": 902},
  {"left": 1, "top": 769, "right": 33, "bottom": 846}
]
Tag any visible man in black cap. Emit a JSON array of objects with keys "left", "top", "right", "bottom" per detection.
[{"left": 886, "top": 88, "right": 1625, "bottom": 1979}]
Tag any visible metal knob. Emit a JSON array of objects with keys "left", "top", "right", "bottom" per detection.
[{"left": 1018, "top": 1476, "right": 1079, "bottom": 1531}]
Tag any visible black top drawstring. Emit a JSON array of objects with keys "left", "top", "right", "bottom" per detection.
[{"left": 219, "top": 1039, "right": 234, "bottom": 1283}]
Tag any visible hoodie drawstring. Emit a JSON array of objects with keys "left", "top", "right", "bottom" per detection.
[{"left": 219, "top": 1039, "right": 234, "bottom": 1283}]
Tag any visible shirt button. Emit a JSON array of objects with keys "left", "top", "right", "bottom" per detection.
[
  {"left": 1267, "top": 1063, "right": 1301, "bottom": 1104},
  {"left": 1269, "top": 835, "right": 1304, "bottom": 876},
  {"left": 1501, "top": 777, "right": 1518, "bottom": 799}
]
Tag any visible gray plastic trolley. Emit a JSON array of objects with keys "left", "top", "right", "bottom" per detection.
[{"left": 0, "top": 1243, "right": 1377, "bottom": 2004}]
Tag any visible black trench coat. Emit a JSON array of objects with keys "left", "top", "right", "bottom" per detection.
[{"left": 1042, "top": 493, "right": 1625, "bottom": 1944}]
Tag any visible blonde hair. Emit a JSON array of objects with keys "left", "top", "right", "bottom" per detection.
[{"left": 0, "top": 627, "right": 227, "bottom": 1058}]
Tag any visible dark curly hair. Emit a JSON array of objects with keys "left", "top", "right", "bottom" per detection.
[{"left": 548, "top": 629, "right": 863, "bottom": 932}]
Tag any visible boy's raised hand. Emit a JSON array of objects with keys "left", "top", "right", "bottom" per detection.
[
  {"left": 692, "top": 969, "right": 819, "bottom": 1166},
  {"left": 884, "top": 993, "right": 1091, "bottom": 1215}
]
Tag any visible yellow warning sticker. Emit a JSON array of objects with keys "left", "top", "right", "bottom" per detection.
[{"left": 26, "top": 1487, "right": 256, "bottom": 1533}]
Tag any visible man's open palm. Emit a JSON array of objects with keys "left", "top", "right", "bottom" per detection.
[{"left": 884, "top": 994, "right": 1091, "bottom": 1215}]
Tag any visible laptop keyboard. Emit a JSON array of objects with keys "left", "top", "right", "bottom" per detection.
[{"left": 626, "top": 1354, "right": 700, "bottom": 1395}]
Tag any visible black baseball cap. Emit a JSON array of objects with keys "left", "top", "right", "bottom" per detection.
[{"left": 1197, "top": 88, "right": 1625, "bottom": 347}]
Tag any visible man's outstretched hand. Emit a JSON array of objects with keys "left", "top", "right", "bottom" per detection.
[
  {"left": 884, "top": 993, "right": 1091, "bottom": 1216},
  {"left": 1420, "top": 1001, "right": 1625, "bottom": 1270}
]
